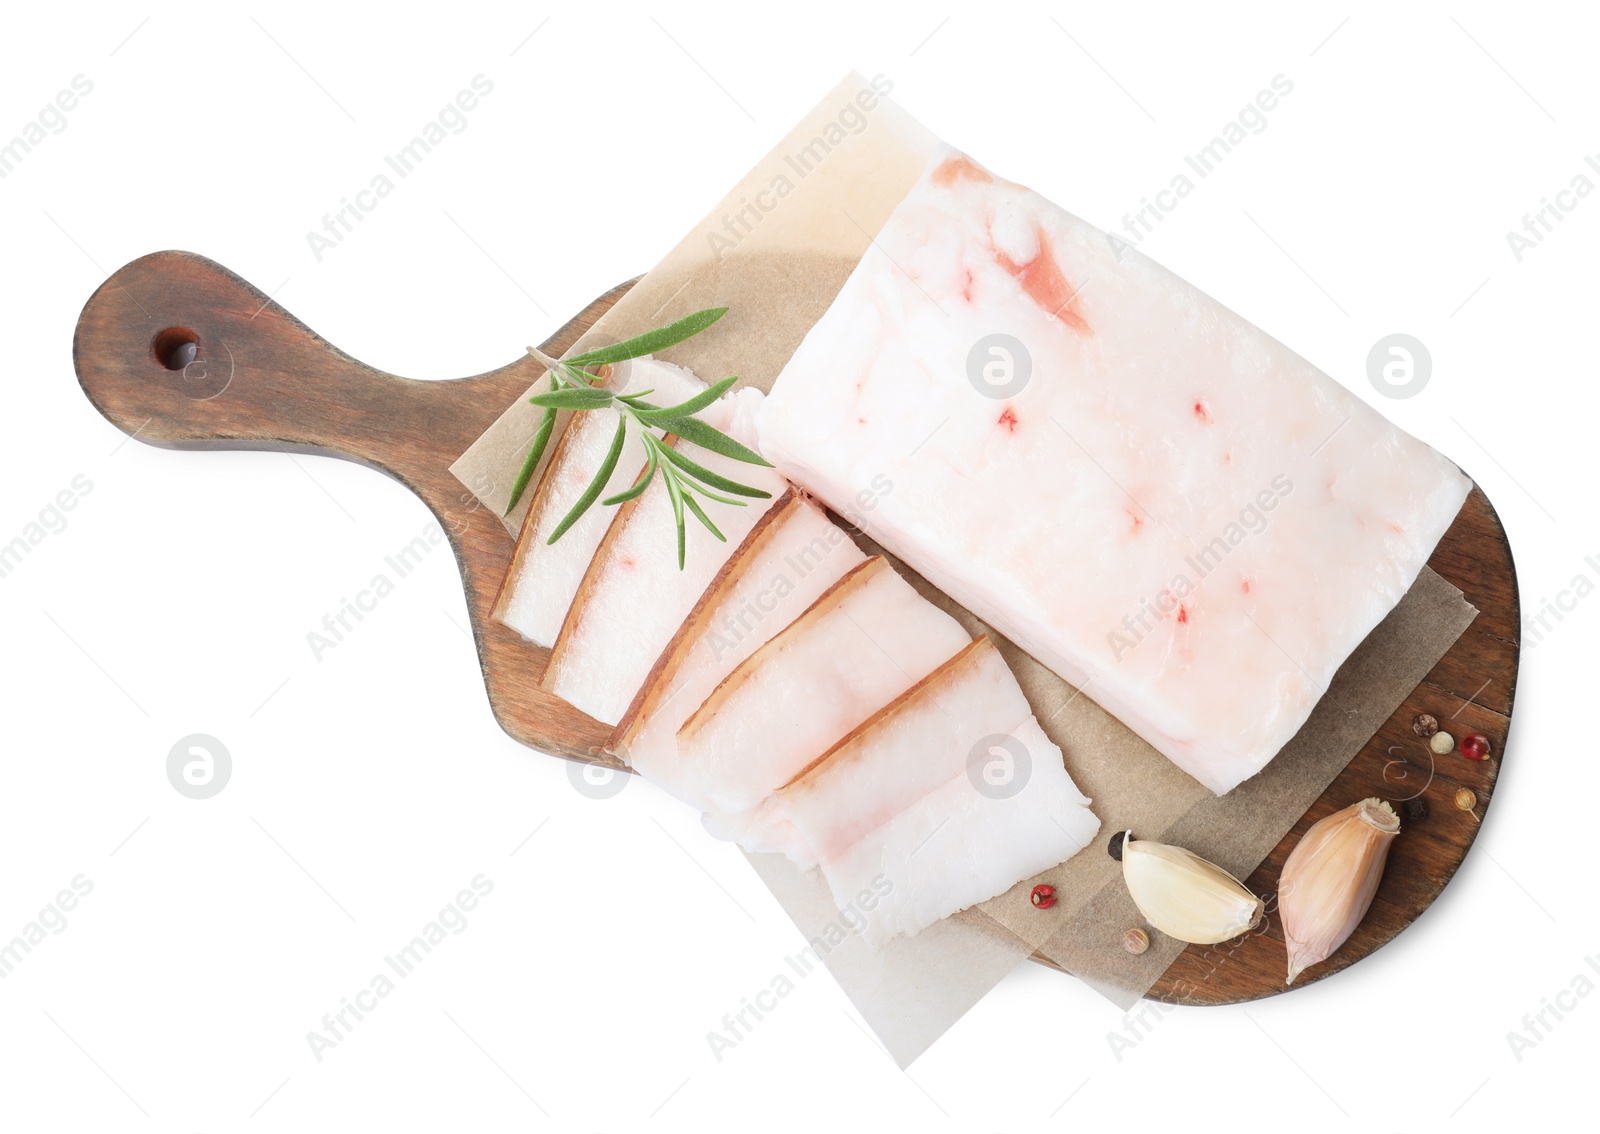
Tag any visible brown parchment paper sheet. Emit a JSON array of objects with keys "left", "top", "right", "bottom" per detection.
[
  {"left": 451, "top": 73, "right": 1479, "bottom": 1054},
  {"left": 744, "top": 851, "right": 1036, "bottom": 1068},
  {"left": 450, "top": 72, "right": 939, "bottom": 530},
  {"left": 968, "top": 562, "right": 1474, "bottom": 1004}
]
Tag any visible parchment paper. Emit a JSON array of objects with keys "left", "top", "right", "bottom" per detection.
[
  {"left": 744, "top": 851, "right": 1036, "bottom": 1067},
  {"left": 451, "top": 72, "right": 939, "bottom": 529},
  {"left": 451, "top": 74, "right": 1478, "bottom": 1057},
  {"left": 982, "top": 563, "right": 1476, "bottom": 1004}
]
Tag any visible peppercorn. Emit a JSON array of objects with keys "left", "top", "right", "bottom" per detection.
[
  {"left": 1402, "top": 797, "right": 1428, "bottom": 823},
  {"left": 1429, "top": 731, "right": 1455, "bottom": 756},
  {"left": 1412, "top": 713, "right": 1439, "bottom": 738},
  {"left": 1124, "top": 928, "right": 1150, "bottom": 954},
  {"left": 1460, "top": 734, "right": 1491, "bottom": 761},
  {"left": 1455, "top": 788, "right": 1477, "bottom": 811},
  {"left": 1030, "top": 884, "right": 1057, "bottom": 909}
]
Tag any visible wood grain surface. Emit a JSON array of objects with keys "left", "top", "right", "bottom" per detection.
[{"left": 73, "top": 253, "right": 1518, "bottom": 1005}]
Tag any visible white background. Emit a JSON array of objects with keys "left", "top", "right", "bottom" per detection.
[{"left": 1, "top": 2, "right": 1593, "bottom": 1130}]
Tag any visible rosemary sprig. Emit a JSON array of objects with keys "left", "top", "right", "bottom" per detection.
[{"left": 502, "top": 308, "right": 772, "bottom": 569}]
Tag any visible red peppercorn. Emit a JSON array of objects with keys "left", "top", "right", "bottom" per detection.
[
  {"left": 1460, "top": 733, "right": 1491, "bottom": 761},
  {"left": 1030, "top": 884, "right": 1057, "bottom": 909}
]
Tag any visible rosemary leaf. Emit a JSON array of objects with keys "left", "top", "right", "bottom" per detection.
[
  {"left": 503, "top": 406, "right": 557, "bottom": 516},
  {"left": 680, "top": 478, "right": 749, "bottom": 508},
  {"left": 559, "top": 362, "right": 604, "bottom": 387},
  {"left": 657, "top": 442, "right": 772, "bottom": 498},
  {"left": 546, "top": 414, "right": 627, "bottom": 544},
  {"left": 682, "top": 492, "right": 727, "bottom": 542},
  {"left": 529, "top": 386, "right": 616, "bottom": 410},
  {"left": 602, "top": 440, "right": 661, "bottom": 507},
  {"left": 650, "top": 414, "right": 772, "bottom": 467},
  {"left": 663, "top": 464, "right": 688, "bottom": 569},
  {"left": 563, "top": 307, "right": 727, "bottom": 367},
  {"left": 636, "top": 375, "right": 738, "bottom": 419}
]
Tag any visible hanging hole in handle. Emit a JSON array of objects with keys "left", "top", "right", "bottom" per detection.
[
  {"left": 151, "top": 326, "right": 232, "bottom": 399},
  {"left": 153, "top": 327, "right": 199, "bottom": 371}
]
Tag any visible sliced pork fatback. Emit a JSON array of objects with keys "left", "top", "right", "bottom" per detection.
[
  {"left": 775, "top": 636, "right": 1100, "bottom": 946},
  {"left": 495, "top": 358, "right": 706, "bottom": 647},
  {"left": 758, "top": 148, "right": 1473, "bottom": 795},
  {"left": 677, "top": 555, "right": 970, "bottom": 844},
  {"left": 543, "top": 387, "right": 787, "bottom": 726},
  {"left": 618, "top": 492, "right": 867, "bottom": 808},
  {"left": 699, "top": 797, "right": 813, "bottom": 863}
]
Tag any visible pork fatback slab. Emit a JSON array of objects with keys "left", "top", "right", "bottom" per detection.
[{"left": 758, "top": 149, "right": 1472, "bottom": 794}]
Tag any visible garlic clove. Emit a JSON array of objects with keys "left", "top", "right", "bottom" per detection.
[
  {"left": 1280, "top": 798, "right": 1400, "bottom": 985},
  {"left": 1121, "top": 831, "right": 1265, "bottom": 945}
]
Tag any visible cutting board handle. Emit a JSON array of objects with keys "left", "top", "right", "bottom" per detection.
[
  {"left": 73, "top": 250, "right": 638, "bottom": 769},
  {"left": 72, "top": 250, "right": 536, "bottom": 507}
]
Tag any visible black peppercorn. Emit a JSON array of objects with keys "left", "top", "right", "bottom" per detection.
[
  {"left": 1402, "top": 797, "right": 1427, "bottom": 823},
  {"left": 1108, "top": 831, "right": 1128, "bottom": 861}
]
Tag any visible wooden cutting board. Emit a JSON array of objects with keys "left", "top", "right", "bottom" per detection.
[{"left": 73, "top": 251, "right": 1518, "bottom": 1005}]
